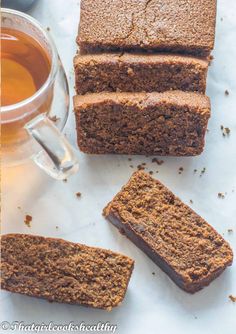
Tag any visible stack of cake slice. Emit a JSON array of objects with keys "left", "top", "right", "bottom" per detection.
[{"left": 74, "top": 0, "right": 216, "bottom": 156}]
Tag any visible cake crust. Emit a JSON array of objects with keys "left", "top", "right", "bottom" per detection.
[
  {"left": 77, "top": 0, "right": 216, "bottom": 56},
  {"left": 103, "top": 171, "right": 233, "bottom": 293},
  {"left": 73, "top": 91, "right": 211, "bottom": 156},
  {"left": 74, "top": 53, "right": 209, "bottom": 94},
  {"left": 0, "top": 234, "right": 134, "bottom": 310}
]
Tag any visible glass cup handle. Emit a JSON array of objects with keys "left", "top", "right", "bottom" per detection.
[{"left": 25, "top": 114, "right": 79, "bottom": 180}]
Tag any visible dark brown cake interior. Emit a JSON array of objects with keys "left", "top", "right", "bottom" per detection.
[
  {"left": 74, "top": 91, "right": 210, "bottom": 156},
  {"left": 74, "top": 53, "right": 208, "bottom": 94},
  {"left": 1, "top": 234, "right": 134, "bottom": 310},
  {"left": 104, "top": 171, "right": 233, "bottom": 292}
]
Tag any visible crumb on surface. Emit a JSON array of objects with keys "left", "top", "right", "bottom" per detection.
[
  {"left": 194, "top": 169, "right": 197, "bottom": 173},
  {"left": 218, "top": 192, "right": 225, "bottom": 199},
  {"left": 190, "top": 199, "right": 193, "bottom": 204},
  {"left": 221, "top": 125, "right": 230, "bottom": 137},
  {"left": 225, "top": 90, "right": 229, "bottom": 96},
  {"left": 229, "top": 295, "right": 236, "bottom": 302},
  {"left": 46, "top": 26, "right": 50, "bottom": 31},
  {"left": 24, "top": 215, "right": 32, "bottom": 227},
  {"left": 178, "top": 167, "right": 184, "bottom": 174},
  {"left": 152, "top": 158, "right": 164, "bottom": 165},
  {"left": 208, "top": 55, "right": 214, "bottom": 66},
  {"left": 228, "top": 229, "right": 233, "bottom": 233},
  {"left": 128, "top": 158, "right": 132, "bottom": 161},
  {"left": 200, "top": 167, "right": 206, "bottom": 176},
  {"left": 76, "top": 192, "right": 82, "bottom": 198},
  {"left": 149, "top": 171, "right": 153, "bottom": 175},
  {"left": 63, "top": 178, "right": 68, "bottom": 182},
  {"left": 49, "top": 115, "right": 60, "bottom": 122},
  {"left": 129, "top": 165, "right": 134, "bottom": 168},
  {"left": 152, "top": 272, "right": 155, "bottom": 276},
  {"left": 56, "top": 226, "right": 59, "bottom": 229},
  {"left": 137, "top": 164, "right": 145, "bottom": 171},
  {"left": 17, "top": 206, "right": 21, "bottom": 210}
]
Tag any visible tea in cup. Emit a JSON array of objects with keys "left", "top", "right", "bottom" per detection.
[{"left": 1, "top": 8, "right": 78, "bottom": 179}]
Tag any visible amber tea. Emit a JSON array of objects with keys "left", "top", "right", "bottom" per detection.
[
  {"left": 1, "top": 28, "right": 51, "bottom": 147},
  {"left": 1, "top": 27, "right": 50, "bottom": 106}
]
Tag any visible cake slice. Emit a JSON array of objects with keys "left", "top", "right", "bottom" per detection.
[
  {"left": 77, "top": 0, "right": 216, "bottom": 56},
  {"left": 73, "top": 91, "right": 211, "bottom": 156},
  {"left": 74, "top": 53, "right": 208, "bottom": 94},
  {"left": 0, "top": 234, "right": 134, "bottom": 310},
  {"left": 103, "top": 171, "right": 233, "bottom": 293}
]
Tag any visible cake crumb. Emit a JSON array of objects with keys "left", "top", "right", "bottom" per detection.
[
  {"left": 76, "top": 192, "right": 82, "bottom": 198},
  {"left": 24, "top": 215, "right": 32, "bottom": 227},
  {"left": 152, "top": 272, "right": 155, "bottom": 276},
  {"left": 228, "top": 229, "right": 233, "bottom": 234},
  {"left": 128, "top": 158, "right": 132, "bottom": 161},
  {"left": 178, "top": 167, "right": 184, "bottom": 174},
  {"left": 200, "top": 167, "right": 206, "bottom": 176},
  {"left": 149, "top": 171, "right": 153, "bottom": 175},
  {"left": 152, "top": 158, "right": 164, "bottom": 165},
  {"left": 190, "top": 199, "right": 193, "bottom": 204},
  {"left": 63, "top": 178, "right": 68, "bottom": 182},
  {"left": 137, "top": 164, "right": 145, "bottom": 171},
  {"left": 218, "top": 192, "right": 225, "bottom": 199},
  {"left": 56, "top": 226, "right": 59, "bottom": 229},
  {"left": 225, "top": 90, "right": 229, "bottom": 96},
  {"left": 194, "top": 169, "right": 197, "bottom": 173},
  {"left": 129, "top": 165, "right": 134, "bottom": 168},
  {"left": 229, "top": 295, "right": 236, "bottom": 302},
  {"left": 46, "top": 26, "right": 50, "bottom": 31},
  {"left": 49, "top": 115, "right": 60, "bottom": 122},
  {"left": 17, "top": 206, "right": 21, "bottom": 210},
  {"left": 221, "top": 125, "right": 231, "bottom": 137}
]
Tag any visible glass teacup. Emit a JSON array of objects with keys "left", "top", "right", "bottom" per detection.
[{"left": 1, "top": 8, "right": 79, "bottom": 180}]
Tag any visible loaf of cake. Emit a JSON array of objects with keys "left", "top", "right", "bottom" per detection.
[
  {"left": 77, "top": 0, "right": 216, "bottom": 56},
  {"left": 73, "top": 91, "right": 211, "bottom": 156},
  {"left": 74, "top": 53, "right": 208, "bottom": 94},
  {"left": 0, "top": 234, "right": 134, "bottom": 310},
  {"left": 103, "top": 171, "right": 233, "bottom": 293}
]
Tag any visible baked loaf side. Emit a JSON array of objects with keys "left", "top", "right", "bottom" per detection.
[
  {"left": 103, "top": 171, "right": 233, "bottom": 293},
  {"left": 77, "top": 0, "right": 216, "bottom": 56},
  {"left": 74, "top": 53, "right": 209, "bottom": 94},
  {"left": 73, "top": 91, "right": 211, "bottom": 156},
  {"left": 0, "top": 234, "right": 134, "bottom": 310}
]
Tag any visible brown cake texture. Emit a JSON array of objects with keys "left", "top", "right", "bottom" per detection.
[
  {"left": 77, "top": 0, "right": 216, "bottom": 56},
  {"left": 73, "top": 91, "right": 211, "bottom": 156},
  {"left": 0, "top": 234, "right": 134, "bottom": 310},
  {"left": 74, "top": 53, "right": 208, "bottom": 94},
  {"left": 103, "top": 171, "right": 233, "bottom": 293}
]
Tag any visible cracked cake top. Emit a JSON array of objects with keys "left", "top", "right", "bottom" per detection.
[{"left": 77, "top": 0, "right": 216, "bottom": 56}]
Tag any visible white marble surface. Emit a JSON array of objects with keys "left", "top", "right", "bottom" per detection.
[{"left": 1, "top": 1, "right": 236, "bottom": 333}]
